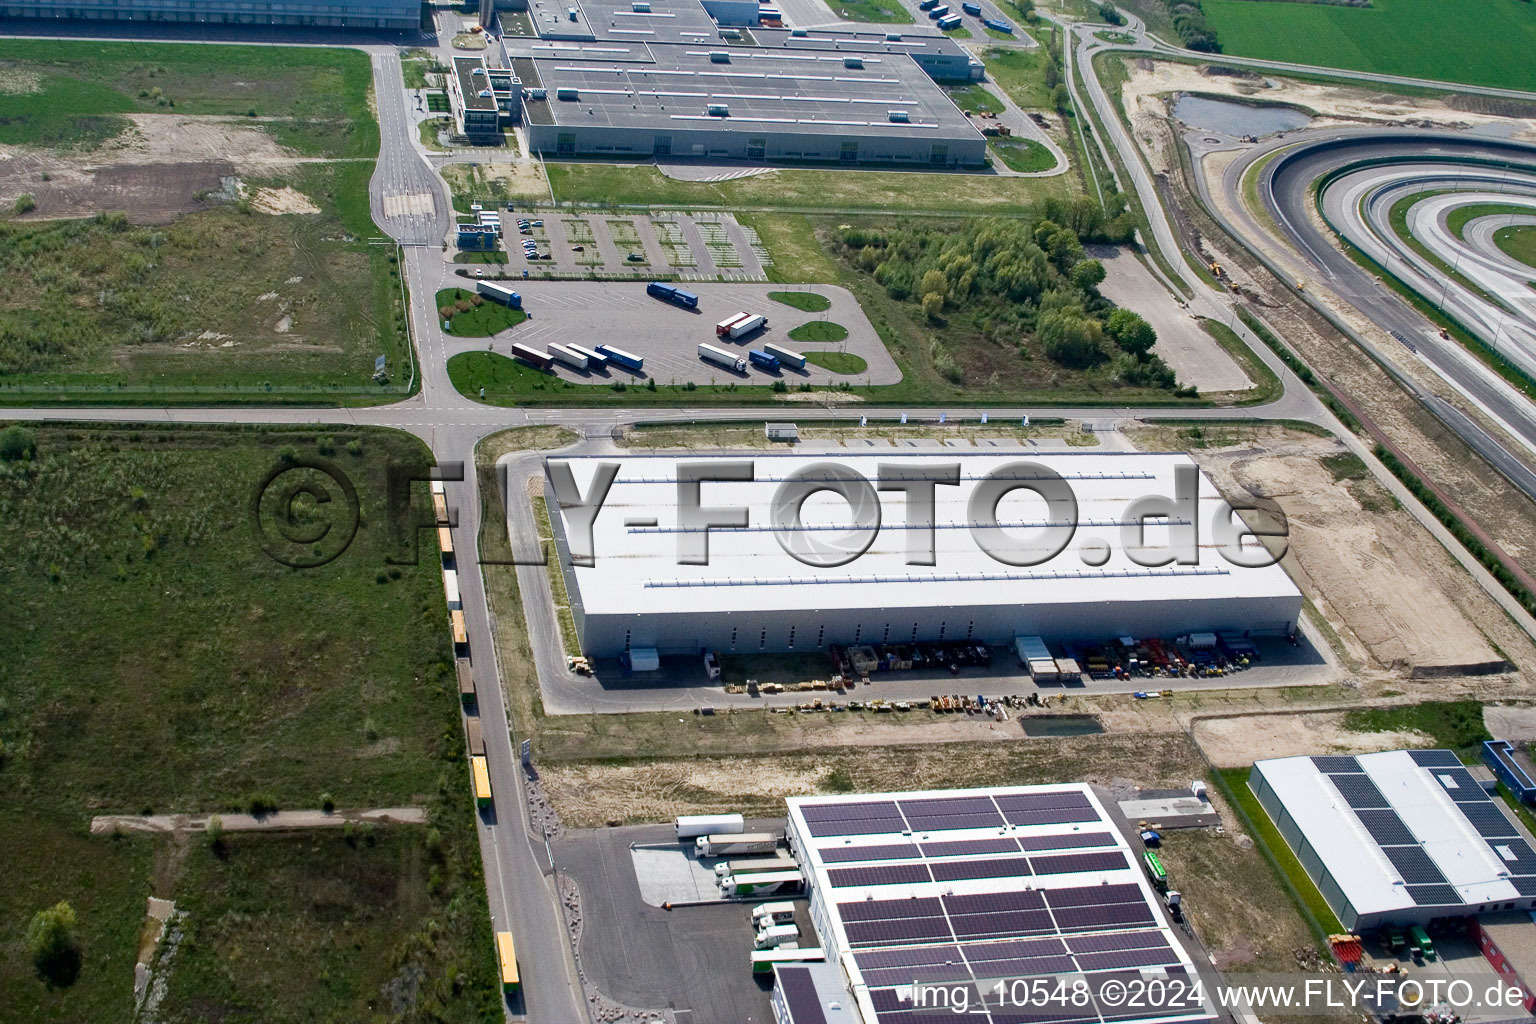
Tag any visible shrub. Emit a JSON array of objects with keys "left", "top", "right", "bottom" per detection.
[
  {"left": 0, "top": 425, "right": 38, "bottom": 462},
  {"left": 822, "top": 767, "right": 856, "bottom": 793},
  {"left": 247, "top": 792, "right": 279, "bottom": 816},
  {"left": 13, "top": 193, "right": 36, "bottom": 215},
  {"left": 26, "top": 902, "right": 81, "bottom": 987}
]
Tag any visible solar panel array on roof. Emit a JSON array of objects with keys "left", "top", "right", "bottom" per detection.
[
  {"left": 1312, "top": 755, "right": 1363, "bottom": 773},
  {"left": 1513, "top": 876, "right": 1536, "bottom": 897},
  {"left": 1030, "top": 851, "right": 1129, "bottom": 876},
  {"left": 1465, "top": 802, "right": 1524, "bottom": 838},
  {"left": 822, "top": 843, "right": 920, "bottom": 863},
  {"left": 1490, "top": 838, "right": 1536, "bottom": 875},
  {"left": 1407, "top": 884, "right": 1462, "bottom": 906},
  {"left": 1431, "top": 767, "right": 1483, "bottom": 798},
  {"left": 1330, "top": 773, "right": 1389, "bottom": 809},
  {"left": 779, "top": 966, "right": 832, "bottom": 1024},
  {"left": 1384, "top": 846, "right": 1449, "bottom": 886},
  {"left": 1015, "top": 832, "right": 1118, "bottom": 852},
  {"left": 921, "top": 838, "right": 1019, "bottom": 859},
  {"left": 804, "top": 799, "right": 905, "bottom": 837},
  {"left": 829, "top": 862, "right": 931, "bottom": 887},
  {"left": 1410, "top": 750, "right": 1465, "bottom": 768},
  {"left": 930, "top": 857, "right": 1035, "bottom": 882},
  {"left": 1355, "top": 809, "right": 1418, "bottom": 847}
]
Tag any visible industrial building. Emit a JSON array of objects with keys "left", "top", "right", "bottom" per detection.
[
  {"left": 1486, "top": 739, "right": 1536, "bottom": 805},
  {"left": 0, "top": 0, "right": 416, "bottom": 28},
  {"left": 501, "top": 0, "right": 987, "bottom": 165},
  {"left": 543, "top": 451, "right": 1303, "bottom": 660},
  {"left": 1249, "top": 750, "right": 1536, "bottom": 932},
  {"left": 775, "top": 785, "right": 1212, "bottom": 1024},
  {"left": 450, "top": 55, "right": 505, "bottom": 140}
]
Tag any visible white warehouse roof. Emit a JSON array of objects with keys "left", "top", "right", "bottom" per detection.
[
  {"left": 546, "top": 451, "right": 1299, "bottom": 619},
  {"left": 785, "top": 785, "right": 1212, "bottom": 1024},
  {"left": 1250, "top": 750, "right": 1536, "bottom": 927}
]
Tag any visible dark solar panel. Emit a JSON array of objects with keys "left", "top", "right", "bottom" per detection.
[
  {"left": 1409, "top": 750, "right": 1464, "bottom": 768},
  {"left": 1356, "top": 809, "right": 1417, "bottom": 847},
  {"left": 1488, "top": 838, "right": 1536, "bottom": 875},
  {"left": 1330, "top": 774, "right": 1389, "bottom": 809},
  {"left": 1076, "top": 947, "right": 1180, "bottom": 971},
  {"left": 930, "top": 857, "right": 1035, "bottom": 883},
  {"left": 1030, "top": 851, "right": 1129, "bottom": 875},
  {"left": 1052, "top": 903, "right": 1155, "bottom": 931},
  {"left": 920, "top": 838, "right": 1020, "bottom": 859},
  {"left": 1384, "top": 846, "right": 1448, "bottom": 886},
  {"left": 829, "top": 863, "right": 932, "bottom": 887},
  {"left": 906, "top": 811, "right": 1007, "bottom": 832},
  {"left": 994, "top": 791, "right": 1095, "bottom": 812},
  {"left": 778, "top": 967, "right": 830, "bottom": 1024},
  {"left": 839, "top": 897, "right": 943, "bottom": 922},
  {"left": 807, "top": 816, "right": 908, "bottom": 838},
  {"left": 860, "top": 965, "right": 972, "bottom": 989},
  {"left": 803, "top": 800, "right": 900, "bottom": 821},
  {"left": 1514, "top": 876, "right": 1536, "bottom": 897},
  {"left": 949, "top": 910, "right": 1056, "bottom": 937},
  {"left": 1067, "top": 930, "right": 1171, "bottom": 954},
  {"left": 901, "top": 796, "right": 999, "bottom": 816},
  {"left": 1002, "top": 807, "right": 1105, "bottom": 827},
  {"left": 855, "top": 944, "right": 962, "bottom": 969},
  {"left": 959, "top": 938, "right": 1067, "bottom": 962},
  {"left": 1311, "top": 756, "right": 1363, "bottom": 773},
  {"left": 1016, "top": 832, "right": 1117, "bottom": 852},
  {"left": 1462, "top": 802, "right": 1520, "bottom": 838},
  {"left": 991, "top": 1009, "right": 1099, "bottom": 1024},
  {"left": 966, "top": 955, "right": 1078, "bottom": 980},
  {"left": 946, "top": 890, "right": 1046, "bottom": 915},
  {"left": 1045, "top": 884, "right": 1144, "bottom": 909},
  {"left": 1430, "top": 767, "right": 1481, "bottom": 797},
  {"left": 846, "top": 917, "right": 953, "bottom": 946},
  {"left": 821, "top": 843, "right": 920, "bottom": 863},
  {"left": 1407, "top": 884, "right": 1461, "bottom": 906}
]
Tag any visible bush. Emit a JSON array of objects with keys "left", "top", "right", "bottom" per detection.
[
  {"left": 13, "top": 193, "right": 36, "bottom": 216},
  {"left": 0, "top": 425, "right": 38, "bottom": 462},
  {"left": 921, "top": 291, "right": 946, "bottom": 321},
  {"left": 26, "top": 902, "right": 81, "bottom": 987},
  {"left": 822, "top": 767, "right": 855, "bottom": 793},
  {"left": 1106, "top": 308, "right": 1157, "bottom": 357},
  {"left": 247, "top": 792, "right": 279, "bottom": 816}
]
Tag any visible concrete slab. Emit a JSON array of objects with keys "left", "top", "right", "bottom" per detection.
[
  {"left": 631, "top": 845, "right": 725, "bottom": 906},
  {"left": 1118, "top": 794, "right": 1221, "bottom": 830}
]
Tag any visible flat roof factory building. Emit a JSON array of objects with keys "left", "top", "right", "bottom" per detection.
[
  {"left": 776, "top": 785, "right": 1213, "bottom": 1024},
  {"left": 544, "top": 451, "right": 1302, "bottom": 659},
  {"left": 0, "top": 0, "right": 417, "bottom": 28},
  {"left": 1249, "top": 750, "right": 1536, "bottom": 932}
]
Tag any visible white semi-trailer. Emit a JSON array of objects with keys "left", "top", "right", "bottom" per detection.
[
  {"left": 716, "top": 312, "right": 767, "bottom": 339},
  {"left": 547, "top": 343, "right": 589, "bottom": 370},
  {"left": 699, "top": 343, "right": 747, "bottom": 372},
  {"left": 715, "top": 851, "right": 797, "bottom": 878},
  {"left": 675, "top": 814, "right": 744, "bottom": 840},
  {"left": 695, "top": 832, "right": 780, "bottom": 858},
  {"left": 754, "top": 923, "right": 801, "bottom": 950},
  {"left": 752, "top": 901, "right": 797, "bottom": 927},
  {"left": 718, "top": 869, "right": 803, "bottom": 898}
]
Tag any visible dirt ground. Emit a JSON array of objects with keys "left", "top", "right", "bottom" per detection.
[
  {"left": 1118, "top": 59, "right": 1536, "bottom": 144},
  {"left": 0, "top": 114, "right": 324, "bottom": 222},
  {"left": 440, "top": 158, "right": 550, "bottom": 203},
  {"left": 1485, "top": 704, "right": 1536, "bottom": 740},
  {"left": 1194, "top": 711, "right": 1430, "bottom": 767},
  {"left": 1130, "top": 425, "right": 1530, "bottom": 676}
]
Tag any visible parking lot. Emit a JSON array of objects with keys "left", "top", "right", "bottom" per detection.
[
  {"left": 477, "top": 210, "right": 770, "bottom": 281},
  {"left": 554, "top": 823, "right": 783, "bottom": 1023},
  {"left": 465, "top": 280, "right": 901, "bottom": 385}
]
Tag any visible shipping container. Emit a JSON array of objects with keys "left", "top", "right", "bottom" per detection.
[
  {"left": 476, "top": 281, "right": 523, "bottom": 308},
  {"left": 496, "top": 932, "right": 520, "bottom": 995},
  {"left": 438, "top": 525, "right": 454, "bottom": 556},
  {"left": 511, "top": 342, "right": 552, "bottom": 369},
  {"left": 938, "top": 13, "right": 961, "bottom": 27},
  {"left": 699, "top": 342, "right": 748, "bottom": 372},
  {"left": 622, "top": 646, "right": 660, "bottom": 671},
  {"left": 471, "top": 755, "right": 492, "bottom": 808},
  {"left": 443, "top": 568, "right": 462, "bottom": 610},
  {"left": 566, "top": 343, "right": 608, "bottom": 368},
  {"left": 748, "top": 349, "right": 781, "bottom": 371},
  {"left": 451, "top": 609, "right": 468, "bottom": 646},
  {"left": 718, "top": 313, "right": 767, "bottom": 339},
  {"left": 466, "top": 716, "right": 485, "bottom": 757},
  {"left": 676, "top": 813, "right": 745, "bottom": 840},
  {"left": 547, "top": 343, "right": 589, "bottom": 370},
  {"left": 761, "top": 342, "right": 806, "bottom": 369},
  {"left": 432, "top": 491, "right": 449, "bottom": 525},
  {"left": 595, "top": 344, "right": 644, "bottom": 371},
  {"left": 457, "top": 658, "right": 475, "bottom": 705},
  {"left": 646, "top": 281, "right": 699, "bottom": 309},
  {"left": 716, "top": 311, "right": 752, "bottom": 336}
]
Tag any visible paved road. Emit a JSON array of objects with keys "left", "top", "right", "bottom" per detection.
[{"left": 368, "top": 50, "right": 453, "bottom": 246}]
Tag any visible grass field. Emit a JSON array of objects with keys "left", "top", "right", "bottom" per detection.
[
  {"left": 804, "top": 350, "right": 869, "bottom": 373},
  {"left": 787, "top": 320, "right": 849, "bottom": 342},
  {"left": 1498, "top": 225, "right": 1536, "bottom": 271},
  {"left": 982, "top": 46, "right": 1057, "bottom": 112},
  {"left": 0, "top": 425, "right": 497, "bottom": 1022},
  {"left": 767, "top": 289, "right": 833, "bottom": 311},
  {"left": 829, "top": 0, "right": 913, "bottom": 21},
  {"left": 0, "top": 162, "right": 410, "bottom": 400},
  {"left": 745, "top": 217, "right": 842, "bottom": 284},
  {"left": 1340, "top": 699, "right": 1491, "bottom": 762},
  {"left": 455, "top": 249, "right": 510, "bottom": 264},
  {"left": 1201, "top": 0, "right": 1536, "bottom": 91},
  {"left": 545, "top": 162, "right": 1075, "bottom": 211},
  {"left": 0, "top": 40, "right": 376, "bottom": 157},
  {"left": 946, "top": 83, "right": 1005, "bottom": 115},
  {"left": 991, "top": 137, "right": 1057, "bottom": 173},
  {"left": 438, "top": 287, "right": 528, "bottom": 337}
]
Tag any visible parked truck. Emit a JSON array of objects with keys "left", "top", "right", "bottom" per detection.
[
  {"left": 676, "top": 813, "right": 744, "bottom": 840},
  {"left": 928, "top": 5, "right": 950, "bottom": 18},
  {"left": 647, "top": 281, "right": 699, "bottom": 309},
  {"left": 696, "top": 832, "right": 781, "bottom": 858},
  {"left": 567, "top": 343, "right": 607, "bottom": 368},
  {"left": 595, "top": 343, "right": 643, "bottom": 371},
  {"left": 982, "top": 16, "right": 1012, "bottom": 30},
  {"left": 511, "top": 342, "right": 552, "bottom": 369},
  {"left": 476, "top": 281, "right": 523, "bottom": 309},
  {"left": 937, "top": 14, "right": 961, "bottom": 28},
  {"left": 699, "top": 342, "right": 748, "bottom": 372},
  {"left": 748, "top": 349, "right": 780, "bottom": 371},
  {"left": 754, "top": 923, "right": 800, "bottom": 950},
  {"left": 752, "top": 901, "right": 798, "bottom": 927},
  {"left": 547, "top": 343, "right": 589, "bottom": 371},
  {"left": 961, "top": 1, "right": 981, "bottom": 13},
  {"left": 752, "top": 947, "right": 823, "bottom": 973},
  {"left": 719, "top": 869, "right": 803, "bottom": 897},
  {"left": 715, "top": 851, "right": 798, "bottom": 878},
  {"left": 716, "top": 312, "right": 767, "bottom": 339},
  {"left": 761, "top": 342, "right": 806, "bottom": 369}
]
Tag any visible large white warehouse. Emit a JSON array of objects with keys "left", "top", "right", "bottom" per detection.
[{"left": 543, "top": 451, "right": 1302, "bottom": 658}]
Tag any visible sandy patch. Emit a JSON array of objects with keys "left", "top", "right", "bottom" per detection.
[
  {"left": 1195, "top": 711, "right": 1430, "bottom": 767},
  {"left": 247, "top": 185, "right": 320, "bottom": 215},
  {"left": 1486, "top": 705, "right": 1536, "bottom": 741},
  {"left": 1120, "top": 60, "right": 1536, "bottom": 144},
  {"left": 0, "top": 65, "right": 42, "bottom": 94}
]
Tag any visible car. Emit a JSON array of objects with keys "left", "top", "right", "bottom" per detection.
[
  {"left": 475, "top": 268, "right": 485, "bottom": 277},
  {"left": 531, "top": 219, "right": 544, "bottom": 227},
  {"left": 506, "top": 202, "right": 516, "bottom": 211},
  {"left": 572, "top": 244, "right": 584, "bottom": 251},
  {"left": 626, "top": 251, "right": 644, "bottom": 262}
]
